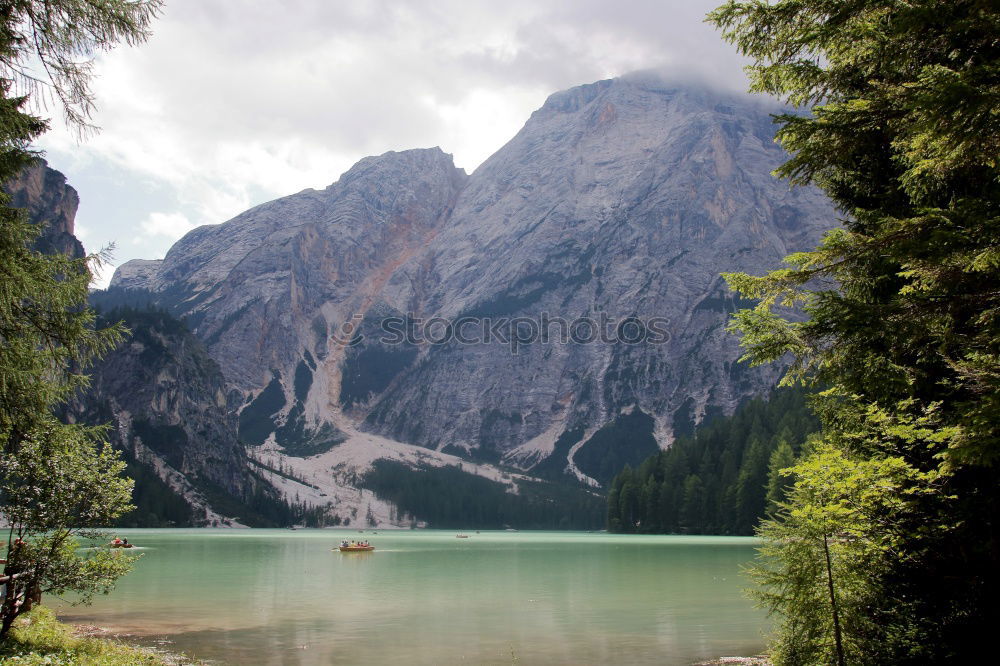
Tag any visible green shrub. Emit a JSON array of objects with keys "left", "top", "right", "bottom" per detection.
[{"left": 0, "top": 606, "right": 193, "bottom": 665}]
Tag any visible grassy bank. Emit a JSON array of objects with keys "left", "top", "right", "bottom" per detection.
[{"left": 0, "top": 606, "right": 195, "bottom": 665}]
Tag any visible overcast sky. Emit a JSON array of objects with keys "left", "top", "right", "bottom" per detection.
[{"left": 36, "top": 0, "right": 749, "bottom": 287}]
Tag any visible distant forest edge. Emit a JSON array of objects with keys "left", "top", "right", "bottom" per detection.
[
  {"left": 607, "top": 386, "right": 818, "bottom": 535},
  {"left": 360, "top": 460, "right": 606, "bottom": 530}
]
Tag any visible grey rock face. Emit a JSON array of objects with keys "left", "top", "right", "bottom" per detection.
[
  {"left": 4, "top": 158, "right": 85, "bottom": 258},
  {"left": 119, "top": 148, "right": 465, "bottom": 386},
  {"left": 68, "top": 310, "right": 250, "bottom": 498},
  {"left": 116, "top": 148, "right": 469, "bottom": 456},
  {"left": 113, "top": 75, "right": 837, "bottom": 478},
  {"left": 109, "top": 259, "right": 162, "bottom": 290},
  {"left": 366, "top": 75, "right": 834, "bottom": 462},
  {"left": 8, "top": 160, "right": 263, "bottom": 521}
]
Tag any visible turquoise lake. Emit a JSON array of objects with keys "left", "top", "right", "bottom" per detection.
[{"left": 58, "top": 529, "right": 768, "bottom": 665}]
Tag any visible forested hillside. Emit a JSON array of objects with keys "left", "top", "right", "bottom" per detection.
[
  {"left": 607, "top": 387, "right": 818, "bottom": 535},
  {"left": 78, "top": 305, "right": 325, "bottom": 527},
  {"left": 360, "top": 460, "right": 605, "bottom": 530}
]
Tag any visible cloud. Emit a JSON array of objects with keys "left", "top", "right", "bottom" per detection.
[
  {"left": 139, "top": 211, "right": 198, "bottom": 245},
  {"left": 36, "top": 0, "right": 749, "bottom": 288}
]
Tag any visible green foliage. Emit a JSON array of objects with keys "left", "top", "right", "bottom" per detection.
[
  {"left": 88, "top": 287, "right": 158, "bottom": 312},
  {"left": 0, "top": 0, "right": 161, "bottom": 639},
  {"left": 190, "top": 477, "right": 277, "bottom": 527},
  {"left": 340, "top": 345, "right": 416, "bottom": 407},
  {"left": 607, "top": 387, "right": 817, "bottom": 534},
  {"left": 360, "top": 460, "right": 605, "bottom": 530},
  {"left": 237, "top": 373, "right": 285, "bottom": 446},
  {"left": 0, "top": 606, "right": 180, "bottom": 665},
  {"left": 0, "top": 198, "right": 124, "bottom": 455},
  {"left": 573, "top": 410, "right": 660, "bottom": 485},
  {"left": 475, "top": 409, "right": 524, "bottom": 463},
  {"left": 0, "top": 0, "right": 163, "bottom": 133},
  {"left": 751, "top": 442, "right": 939, "bottom": 666},
  {"left": 0, "top": 424, "right": 138, "bottom": 634},
  {"left": 764, "top": 438, "right": 797, "bottom": 517},
  {"left": 708, "top": 0, "right": 1000, "bottom": 661},
  {"left": 1, "top": 424, "right": 133, "bottom": 535},
  {"left": 94, "top": 305, "right": 191, "bottom": 343},
  {"left": 130, "top": 419, "right": 187, "bottom": 471},
  {"left": 273, "top": 404, "right": 345, "bottom": 458},
  {"left": 115, "top": 450, "right": 194, "bottom": 528},
  {"left": 528, "top": 426, "right": 585, "bottom": 480},
  {"left": 0, "top": 203, "right": 136, "bottom": 634}
]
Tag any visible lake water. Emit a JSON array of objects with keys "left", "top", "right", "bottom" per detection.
[{"left": 58, "top": 529, "right": 768, "bottom": 665}]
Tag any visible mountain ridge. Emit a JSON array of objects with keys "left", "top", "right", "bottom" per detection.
[{"left": 107, "top": 73, "right": 836, "bottom": 499}]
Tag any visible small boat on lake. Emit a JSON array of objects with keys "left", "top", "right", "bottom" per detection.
[
  {"left": 456, "top": 534, "right": 470, "bottom": 538},
  {"left": 338, "top": 540, "right": 374, "bottom": 552},
  {"left": 108, "top": 539, "right": 134, "bottom": 548}
]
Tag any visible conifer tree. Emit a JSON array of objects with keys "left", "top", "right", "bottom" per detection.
[
  {"left": 0, "top": 0, "right": 161, "bottom": 638},
  {"left": 710, "top": 0, "right": 1000, "bottom": 660},
  {"left": 764, "top": 439, "right": 795, "bottom": 516}
]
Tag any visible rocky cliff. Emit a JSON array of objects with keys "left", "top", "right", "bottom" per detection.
[
  {"left": 4, "top": 157, "right": 85, "bottom": 258},
  {"left": 5, "top": 159, "right": 287, "bottom": 525},
  {"left": 66, "top": 306, "right": 261, "bottom": 525},
  {"left": 111, "top": 74, "right": 837, "bottom": 488}
]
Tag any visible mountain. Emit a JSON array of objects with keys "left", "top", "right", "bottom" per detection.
[
  {"left": 362, "top": 75, "right": 833, "bottom": 477},
  {"left": 4, "top": 157, "right": 85, "bottom": 258},
  {"left": 2, "top": 159, "right": 294, "bottom": 526},
  {"left": 67, "top": 304, "right": 285, "bottom": 526},
  {"left": 109, "top": 74, "right": 834, "bottom": 503}
]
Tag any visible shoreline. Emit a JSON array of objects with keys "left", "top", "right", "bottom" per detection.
[
  {"left": 70, "top": 623, "right": 205, "bottom": 665},
  {"left": 68, "top": 617, "right": 769, "bottom": 666},
  {"left": 1, "top": 606, "right": 204, "bottom": 665}
]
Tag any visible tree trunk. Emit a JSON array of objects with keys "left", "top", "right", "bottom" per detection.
[
  {"left": 21, "top": 582, "right": 39, "bottom": 612},
  {"left": 0, "top": 583, "right": 17, "bottom": 640},
  {"left": 0, "top": 613, "right": 14, "bottom": 640},
  {"left": 823, "top": 533, "right": 846, "bottom": 666}
]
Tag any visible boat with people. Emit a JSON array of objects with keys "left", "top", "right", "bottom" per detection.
[
  {"left": 109, "top": 537, "right": 134, "bottom": 548},
  {"left": 337, "top": 539, "right": 374, "bottom": 552}
]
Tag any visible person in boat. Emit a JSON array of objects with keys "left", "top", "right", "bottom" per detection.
[
  {"left": 112, "top": 537, "right": 122, "bottom": 546},
  {"left": 122, "top": 538, "right": 129, "bottom": 547}
]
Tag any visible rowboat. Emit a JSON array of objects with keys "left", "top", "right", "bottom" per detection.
[{"left": 338, "top": 544, "right": 374, "bottom": 552}]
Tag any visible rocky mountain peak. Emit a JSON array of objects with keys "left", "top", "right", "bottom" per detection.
[
  {"left": 106, "top": 75, "right": 836, "bottom": 486},
  {"left": 333, "top": 147, "right": 466, "bottom": 191}
]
